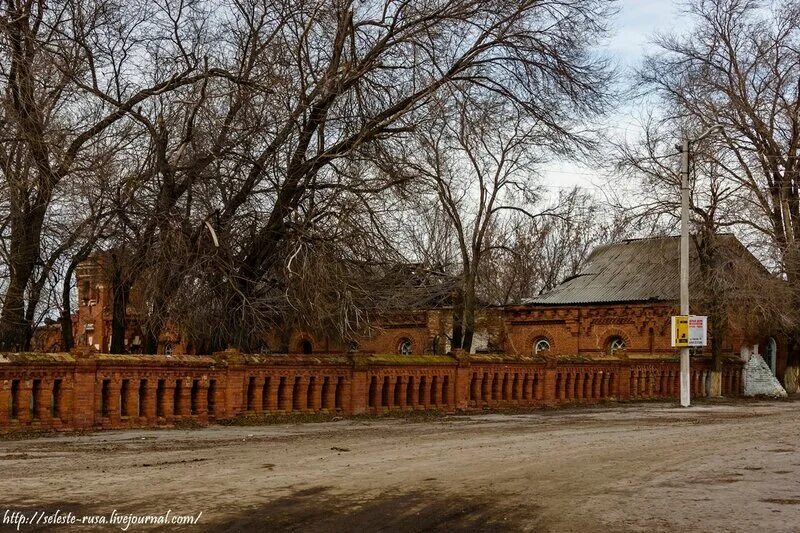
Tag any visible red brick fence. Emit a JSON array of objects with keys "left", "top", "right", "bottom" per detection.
[{"left": 0, "top": 351, "right": 743, "bottom": 432}]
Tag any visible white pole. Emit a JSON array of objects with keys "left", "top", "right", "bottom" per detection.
[{"left": 679, "top": 138, "right": 691, "bottom": 407}]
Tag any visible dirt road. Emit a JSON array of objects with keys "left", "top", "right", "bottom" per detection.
[{"left": 3, "top": 400, "right": 800, "bottom": 532}]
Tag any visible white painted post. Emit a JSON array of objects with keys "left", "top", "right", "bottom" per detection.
[
  {"left": 679, "top": 138, "right": 691, "bottom": 407},
  {"left": 677, "top": 126, "right": 723, "bottom": 407}
]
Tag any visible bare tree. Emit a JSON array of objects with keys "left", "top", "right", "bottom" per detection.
[
  {"left": 196, "top": 0, "right": 616, "bottom": 350},
  {"left": 479, "top": 187, "right": 625, "bottom": 305},
  {"left": 615, "top": 120, "right": 791, "bottom": 394},
  {"left": 617, "top": 0, "right": 800, "bottom": 390},
  {"left": 0, "top": 0, "right": 230, "bottom": 349},
  {"left": 404, "top": 101, "right": 545, "bottom": 351},
  {"left": 0, "top": 0, "right": 617, "bottom": 353}
]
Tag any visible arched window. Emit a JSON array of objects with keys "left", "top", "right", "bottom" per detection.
[
  {"left": 397, "top": 339, "right": 413, "bottom": 355},
  {"left": 258, "top": 343, "right": 270, "bottom": 355},
  {"left": 163, "top": 342, "right": 173, "bottom": 356},
  {"left": 766, "top": 337, "right": 777, "bottom": 375},
  {"left": 534, "top": 338, "right": 551, "bottom": 355},
  {"left": 607, "top": 336, "right": 626, "bottom": 355},
  {"left": 301, "top": 340, "right": 313, "bottom": 354}
]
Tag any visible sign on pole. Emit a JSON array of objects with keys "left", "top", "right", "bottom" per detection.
[{"left": 671, "top": 315, "right": 707, "bottom": 347}]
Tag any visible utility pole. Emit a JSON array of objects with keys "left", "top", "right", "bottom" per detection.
[
  {"left": 679, "top": 138, "right": 691, "bottom": 407},
  {"left": 677, "top": 125, "right": 723, "bottom": 408}
]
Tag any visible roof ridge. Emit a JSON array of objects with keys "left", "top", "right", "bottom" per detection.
[{"left": 618, "top": 232, "right": 737, "bottom": 244}]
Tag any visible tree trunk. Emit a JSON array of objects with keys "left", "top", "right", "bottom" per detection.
[
  {"left": 461, "top": 272, "right": 477, "bottom": 354},
  {"left": 693, "top": 230, "right": 726, "bottom": 397},
  {"left": 450, "top": 285, "right": 464, "bottom": 352},
  {"left": 278, "top": 321, "right": 292, "bottom": 353},
  {"left": 109, "top": 277, "right": 130, "bottom": 354},
  {"left": 707, "top": 316, "right": 725, "bottom": 398},
  {"left": 143, "top": 332, "right": 159, "bottom": 355},
  {"left": 0, "top": 227, "right": 40, "bottom": 350},
  {"left": 60, "top": 260, "right": 79, "bottom": 351}
]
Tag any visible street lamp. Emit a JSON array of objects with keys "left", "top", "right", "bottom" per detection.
[{"left": 677, "top": 124, "right": 724, "bottom": 407}]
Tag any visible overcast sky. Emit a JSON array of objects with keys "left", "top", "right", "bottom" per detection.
[{"left": 540, "top": 0, "right": 684, "bottom": 193}]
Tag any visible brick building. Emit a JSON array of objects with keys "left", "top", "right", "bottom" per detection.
[
  {"left": 62, "top": 236, "right": 787, "bottom": 382},
  {"left": 502, "top": 236, "right": 786, "bottom": 380},
  {"left": 73, "top": 255, "right": 153, "bottom": 354}
]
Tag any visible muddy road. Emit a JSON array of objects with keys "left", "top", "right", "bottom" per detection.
[{"left": 3, "top": 400, "right": 800, "bottom": 532}]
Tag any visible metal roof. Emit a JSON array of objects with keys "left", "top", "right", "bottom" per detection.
[{"left": 525, "top": 235, "right": 751, "bottom": 306}]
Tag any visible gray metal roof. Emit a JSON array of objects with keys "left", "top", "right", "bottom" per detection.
[{"left": 526, "top": 235, "right": 749, "bottom": 306}]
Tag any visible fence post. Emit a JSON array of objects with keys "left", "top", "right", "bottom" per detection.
[
  {"left": 214, "top": 348, "right": 246, "bottom": 417},
  {"left": 349, "top": 356, "right": 368, "bottom": 415},
  {"left": 617, "top": 361, "right": 632, "bottom": 400},
  {"left": 72, "top": 354, "right": 98, "bottom": 429},
  {"left": 454, "top": 352, "right": 471, "bottom": 411},
  {"left": 543, "top": 358, "right": 558, "bottom": 404}
]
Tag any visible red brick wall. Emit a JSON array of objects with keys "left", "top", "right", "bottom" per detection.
[
  {"left": 0, "top": 351, "right": 743, "bottom": 433},
  {"left": 502, "top": 303, "right": 769, "bottom": 361}
]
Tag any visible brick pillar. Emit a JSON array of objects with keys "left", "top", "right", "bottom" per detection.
[
  {"left": 333, "top": 376, "right": 345, "bottom": 413},
  {"left": 144, "top": 381, "right": 158, "bottom": 422},
  {"left": 124, "top": 380, "right": 138, "bottom": 421},
  {"left": 294, "top": 377, "right": 307, "bottom": 411},
  {"left": 276, "top": 376, "right": 288, "bottom": 412},
  {"left": 173, "top": 379, "right": 185, "bottom": 419},
  {"left": 534, "top": 372, "right": 543, "bottom": 401},
  {"left": 211, "top": 377, "right": 225, "bottom": 418},
  {"left": 267, "top": 375, "right": 279, "bottom": 412},
  {"left": 0, "top": 379, "right": 10, "bottom": 426},
  {"left": 420, "top": 377, "right": 430, "bottom": 408},
  {"left": 386, "top": 377, "right": 396, "bottom": 409},
  {"left": 306, "top": 377, "right": 319, "bottom": 411},
  {"left": 106, "top": 379, "right": 121, "bottom": 425},
  {"left": 35, "top": 380, "right": 51, "bottom": 422},
  {"left": 575, "top": 373, "right": 584, "bottom": 401},
  {"left": 162, "top": 380, "right": 175, "bottom": 421},
  {"left": 543, "top": 364, "right": 558, "bottom": 404},
  {"left": 57, "top": 377, "right": 72, "bottom": 424},
  {"left": 252, "top": 376, "right": 264, "bottom": 412},
  {"left": 408, "top": 377, "right": 419, "bottom": 409},
  {"left": 397, "top": 377, "right": 408, "bottom": 409},
  {"left": 284, "top": 376, "right": 297, "bottom": 412},
  {"left": 93, "top": 379, "right": 104, "bottom": 421},
  {"left": 196, "top": 381, "right": 209, "bottom": 421},
  {"left": 225, "top": 364, "right": 246, "bottom": 417},
  {"left": 444, "top": 375, "right": 454, "bottom": 408},
  {"left": 349, "top": 368, "right": 367, "bottom": 415},
  {"left": 601, "top": 372, "right": 609, "bottom": 398},
  {"left": 469, "top": 372, "right": 480, "bottom": 407},
  {"left": 618, "top": 364, "right": 631, "bottom": 399},
  {"left": 453, "top": 358, "right": 469, "bottom": 410},
  {"left": 322, "top": 376, "right": 333, "bottom": 410},
  {"left": 511, "top": 373, "right": 521, "bottom": 403},
  {"left": 72, "top": 357, "right": 98, "bottom": 429},
  {"left": 17, "top": 380, "right": 32, "bottom": 425},
  {"left": 180, "top": 378, "right": 192, "bottom": 416}
]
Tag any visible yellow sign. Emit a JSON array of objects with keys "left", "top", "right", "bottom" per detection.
[
  {"left": 671, "top": 315, "right": 708, "bottom": 347},
  {"left": 672, "top": 315, "right": 689, "bottom": 347}
]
